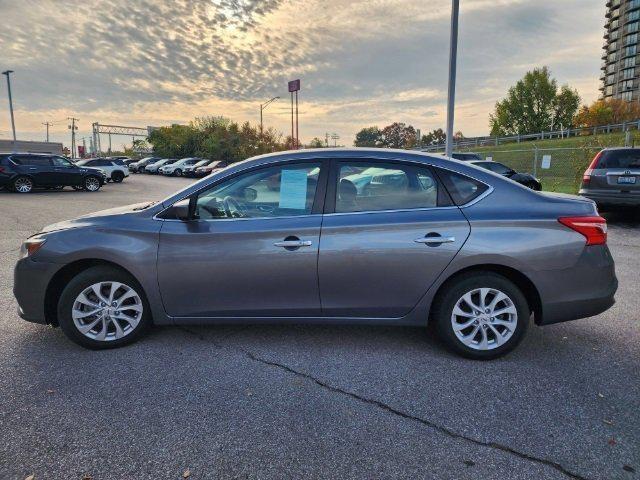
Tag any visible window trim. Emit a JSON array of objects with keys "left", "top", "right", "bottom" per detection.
[{"left": 156, "top": 156, "right": 493, "bottom": 221}]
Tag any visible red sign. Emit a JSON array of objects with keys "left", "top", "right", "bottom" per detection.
[
  {"left": 288, "top": 79, "right": 300, "bottom": 92},
  {"left": 78, "top": 145, "right": 85, "bottom": 157}
]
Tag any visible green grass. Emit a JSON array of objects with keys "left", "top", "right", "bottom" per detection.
[{"left": 453, "top": 131, "right": 640, "bottom": 193}]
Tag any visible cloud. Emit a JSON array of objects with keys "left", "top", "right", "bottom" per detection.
[{"left": 0, "top": 0, "right": 606, "bottom": 146}]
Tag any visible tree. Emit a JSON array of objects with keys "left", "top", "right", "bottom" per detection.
[
  {"left": 380, "top": 122, "right": 416, "bottom": 148},
  {"left": 354, "top": 126, "right": 382, "bottom": 147},
  {"left": 489, "top": 66, "right": 580, "bottom": 136},
  {"left": 422, "top": 128, "right": 446, "bottom": 146},
  {"left": 574, "top": 98, "right": 640, "bottom": 128},
  {"left": 309, "top": 137, "right": 326, "bottom": 148}
]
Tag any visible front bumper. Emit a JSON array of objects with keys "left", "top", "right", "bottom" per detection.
[{"left": 14, "top": 257, "right": 60, "bottom": 324}]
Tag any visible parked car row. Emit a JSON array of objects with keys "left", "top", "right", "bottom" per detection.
[
  {"left": 0, "top": 153, "right": 108, "bottom": 193},
  {"left": 129, "top": 156, "right": 229, "bottom": 177}
]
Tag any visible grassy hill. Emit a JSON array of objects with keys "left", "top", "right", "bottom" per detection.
[{"left": 452, "top": 131, "right": 640, "bottom": 193}]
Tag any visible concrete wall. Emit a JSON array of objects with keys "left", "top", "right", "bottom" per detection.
[{"left": 0, "top": 140, "right": 64, "bottom": 155}]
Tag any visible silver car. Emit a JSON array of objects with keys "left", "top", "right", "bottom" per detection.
[
  {"left": 14, "top": 148, "right": 617, "bottom": 359},
  {"left": 579, "top": 147, "right": 640, "bottom": 208}
]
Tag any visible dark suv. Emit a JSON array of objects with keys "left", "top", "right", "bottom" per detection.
[
  {"left": 0, "top": 153, "right": 106, "bottom": 193},
  {"left": 579, "top": 148, "right": 640, "bottom": 208}
]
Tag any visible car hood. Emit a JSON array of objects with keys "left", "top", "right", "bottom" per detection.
[{"left": 40, "top": 202, "right": 152, "bottom": 233}]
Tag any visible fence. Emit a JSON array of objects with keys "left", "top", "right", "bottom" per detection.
[
  {"left": 416, "top": 119, "right": 640, "bottom": 152},
  {"left": 465, "top": 147, "right": 600, "bottom": 194}
]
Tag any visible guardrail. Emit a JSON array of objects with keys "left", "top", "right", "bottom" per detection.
[{"left": 415, "top": 119, "right": 640, "bottom": 152}]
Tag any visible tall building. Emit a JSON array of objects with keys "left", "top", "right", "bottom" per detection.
[{"left": 601, "top": 0, "right": 640, "bottom": 102}]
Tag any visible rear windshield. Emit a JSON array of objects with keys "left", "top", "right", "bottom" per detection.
[{"left": 597, "top": 150, "right": 640, "bottom": 169}]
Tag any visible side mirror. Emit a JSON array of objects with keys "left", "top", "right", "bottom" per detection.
[{"left": 171, "top": 198, "right": 192, "bottom": 221}]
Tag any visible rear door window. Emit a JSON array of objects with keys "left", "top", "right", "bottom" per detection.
[
  {"left": 334, "top": 161, "right": 447, "bottom": 213},
  {"left": 597, "top": 150, "right": 640, "bottom": 169}
]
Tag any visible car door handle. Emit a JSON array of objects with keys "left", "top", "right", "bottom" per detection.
[
  {"left": 414, "top": 235, "right": 455, "bottom": 244},
  {"left": 274, "top": 240, "right": 313, "bottom": 248}
]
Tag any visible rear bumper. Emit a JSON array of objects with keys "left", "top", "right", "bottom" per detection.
[
  {"left": 579, "top": 189, "right": 640, "bottom": 207},
  {"left": 535, "top": 245, "right": 617, "bottom": 326},
  {"left": 14, "top": 258, "right": 59, "bottom": 324}
]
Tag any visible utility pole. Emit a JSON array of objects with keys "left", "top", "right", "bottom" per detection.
[
  {"left": 42, "top": 121, "right": 51, "bottom": 142},
  {"left": 444, "top": 0, "right": 460, "bottom": 158},
  {"left": 325, "top": 132, "right": 329, "bottom": 147},
  {"left": 2, "top": 70, "right": 17, "bottom": 146},
  {"left": 295, "top": 91, "right": 299, "bottom": 148},
  {"left": 259, "top": 96, "right": 279, "bottom": 135},
  {"left": 68, "top": 117, "right": 78, "bottom": 159}
]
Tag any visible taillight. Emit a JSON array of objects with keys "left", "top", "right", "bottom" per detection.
[
  {"left": 582, "top": 151, "right": 603, "bottom": 186},
  {"left": 558, "top": 216, "right": 607, "bottom": 245},
  {"left": 0, "top": 166, "right": 4, "bottom": 173}
]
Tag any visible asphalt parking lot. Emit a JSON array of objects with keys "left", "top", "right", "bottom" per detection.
[{"left": 0, "top": 174, "right": 638, "bottom": 480}]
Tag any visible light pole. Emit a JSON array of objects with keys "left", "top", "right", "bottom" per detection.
[
  {"left": 260, "top": 96, "right": 279, "bottom": 135},
  {"left": 444, "top": 0, "right": 460, "bottom": 158},
  {"left": 2, "top": 70, "right": 17, "bottom": 145}
]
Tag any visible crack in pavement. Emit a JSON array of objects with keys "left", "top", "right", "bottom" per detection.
[{"left": 177, "top": 326, "right": 589, "bottom": 480}]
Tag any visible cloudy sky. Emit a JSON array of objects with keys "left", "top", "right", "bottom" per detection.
[{"left": 0, "top": 0, "right": 605, "bottom": 149}]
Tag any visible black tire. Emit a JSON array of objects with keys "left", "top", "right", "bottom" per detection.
[
  {"left": 111, "top": 171, "right": 124, "bottom": 183},
  {"left": 432, "top": 272, "right": 529, "bottom": 360},
  {"left": 174, "top": 169, "right": 182, "bottom": 177},
  {"left": 12, "top": 175, "right": 34, "bottom": 193},
  {"left": 57, "top": 266, "right": 152, "bottom": 349},
  {"left": 84, "top": 175, "right": 101, "bottom": 192}
]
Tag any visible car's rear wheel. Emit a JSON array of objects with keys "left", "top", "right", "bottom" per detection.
[
  {"left": 84, "top": 175, "right": 101, "bottom": 192},
  {"left": 57, "top": 266, "right": 151, "bottom": 349},
  {"left": 12, "top": 176, "right": 34, "bottom": 193},
  {"left": 174, "top": 169, "right": 182, "bottom": 177},
  {"left": 111, "top": 171, "right": 124, "bottom": 183},
  {"left": 432, "top": 272, "right": 529, "bottom": 359}
]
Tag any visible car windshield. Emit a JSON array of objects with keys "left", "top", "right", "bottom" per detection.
[{"left": 597, "top": 150, "right": 640, "bottom": 169}]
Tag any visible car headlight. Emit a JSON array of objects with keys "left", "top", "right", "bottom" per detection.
[{"left": 20, "top": 236, "right": 46, "bottom": 258}]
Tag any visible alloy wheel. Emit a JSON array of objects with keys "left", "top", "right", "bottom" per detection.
[
  {"left": 72, "top": 281, "right": 143, "bottom": 342},
  {"left": 450, "top": 288, "right": 518, "bottom": 350},
  {"left": 14, "top": 177, "right": 33, "bottom": 193},
  {"left": 85, "top": 177, "right": 100, "bottom": 191}
]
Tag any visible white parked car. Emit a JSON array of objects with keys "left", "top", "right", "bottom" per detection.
[
  {"left": 183, "top": 159, "right": 212, "bottom": 177},
  {"left": 145, "top": 158, "right": 178, "bottom": 174},
  {"left": 76, "top": 158, "right": 129, "bottom": 183},
  {"left": 159, "top": 157, "right": 202, "bottom": 176}
]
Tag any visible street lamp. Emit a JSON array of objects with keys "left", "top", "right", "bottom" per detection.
[
  {"left": 444, "top": 0, "right": 460, "bottom": 158},
  {"left": 260, "top": 96, "right": 280, "bottom": 135},
  {"left": 2, "top": 70, "right": 17, "bottom": 144}
]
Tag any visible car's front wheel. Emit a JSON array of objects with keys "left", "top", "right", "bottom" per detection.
[
  {"left": 432, "top": 272, "right": 529, "bottom": 360},
  {"left": 84, "top": 175, "right": 101, "bottom": 192},
  {"left": 57, "top": 266, "right": 151, "bottom": 349},
  {"left": 174, "top": 169, "right": 182, "bottom": 177}
]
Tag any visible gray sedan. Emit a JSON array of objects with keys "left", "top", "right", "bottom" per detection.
[{"left": 14, "top": 148, "right": 617, "bottom": 359}]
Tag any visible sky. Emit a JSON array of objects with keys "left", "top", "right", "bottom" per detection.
[{"left": 0, "top": 0, "right": 605, "bottom": 150}]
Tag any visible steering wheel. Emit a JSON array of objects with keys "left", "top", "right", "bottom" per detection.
[{"left": 223, "top": 196, "right": 246, "bottom": 218}]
